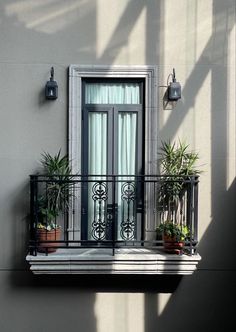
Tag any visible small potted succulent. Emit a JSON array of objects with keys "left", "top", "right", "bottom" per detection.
[{"left": 36, "top": 150, "right": 73, "bottom": 252}]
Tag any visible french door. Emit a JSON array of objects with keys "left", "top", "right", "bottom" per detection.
[{"left": 81, "top": 79, "right": 144, "bottom": 242}]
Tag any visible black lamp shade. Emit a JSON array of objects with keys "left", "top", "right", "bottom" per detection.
[
  {"left": 168, "top": 81, "right": 181, "bottom": 101},
  {"left": 45, "top": 80, "right": 58, "bottom": 100}
]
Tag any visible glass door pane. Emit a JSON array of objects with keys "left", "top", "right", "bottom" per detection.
[
  {"left": 117, "top": 112, "right": 137, "bottom": 240},
  {"left": 87, "top": 112, "right": 108, "bottom": 240},
  {"left": 88, "top": 112, "right": 107, "bottom": 175}
]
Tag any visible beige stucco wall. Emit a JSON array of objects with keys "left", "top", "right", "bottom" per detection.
[{"left": 0, "top": 1, "right": 235, "bottom": 331}]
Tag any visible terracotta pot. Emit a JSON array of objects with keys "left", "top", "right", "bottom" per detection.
[
  {"left": 37, "top": 228, "right": 61, "bottom": 253},
  {"left": 163, "top": 234, "right": 184, "bottom": 254}
]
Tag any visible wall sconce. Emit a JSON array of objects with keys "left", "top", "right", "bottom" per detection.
[
  {"left": 168, "top": 68, "right": 181, "bottom": 101},
  {"left": 45, "top": 67, "right": 58, "bottom": 100}
]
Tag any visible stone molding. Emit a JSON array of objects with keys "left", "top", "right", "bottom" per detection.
[{"left": 27, "top": 248, "right": 201, "bottom": 275}]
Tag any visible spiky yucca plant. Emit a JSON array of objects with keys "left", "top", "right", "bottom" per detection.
[
  {"left": 158, "top": 140, "right": 200, "bottom": 235},
  {"left": 160, "top": 140, "right": 199, "bottom": 177},
  {"left": 41, "top": 150, "right": 72, "bottom": 176},
  {"left": 159, "top": 140, "right": 200, "bottom": 206},
  {"left": 37, "top": 150, "right": 73, "bottom": 230}
]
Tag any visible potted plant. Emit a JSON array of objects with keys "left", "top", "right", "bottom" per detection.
[
  {"left": 156, "top": 221, "right": 190, "bottom": 254},
  {"left": 36, "top": 150, "right": 73, "bottom": 252},
  {"left": 157, "top": 140, "right": 200, "bottom": 254}
]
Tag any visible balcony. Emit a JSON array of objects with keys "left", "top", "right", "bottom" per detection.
[{"left": 26, "top": 175, "right": 201, "bottom": 275}]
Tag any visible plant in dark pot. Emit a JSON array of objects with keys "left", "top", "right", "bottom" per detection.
[
  {"left": 157, "top": 140, "right": 200, "bottom": 254},
  {"left": 36, "top": 150, "right": 73, "bottom": 253}
]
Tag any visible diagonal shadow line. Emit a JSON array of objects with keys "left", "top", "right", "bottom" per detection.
[
  {"left": 26, "top": 0, "right": 85, "bottom": 30},
  {"left": 160, "top": 2, "right": 235, "bottom": 141},
  {"left": 97, "top": 0, "right": 145, "bottom": 63},
  {"left": 159, "top": 38, "right": 213, "bottom": 140},
  {"left": 151, "top": 1, "right": 235, "bottom": 328}
]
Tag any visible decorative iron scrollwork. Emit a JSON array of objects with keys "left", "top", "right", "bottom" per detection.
[
  {"left": 120, "top": 181, "right": 136, "bottom": 240},
  {"left": 92, "top": 182, "right": 108, "bottom": 201},
  {"left": 91, "top": 181, "right": 109, "bottom": 240}
]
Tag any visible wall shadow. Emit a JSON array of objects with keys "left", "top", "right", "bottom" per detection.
[
  {"left": 144, "top": 0, "right": 236, "bottom": 331},
  {"left": 0, "top": 0, "right": 98, "bottom": 64},
  {"left": 10, "top": 272, "right": 181, "bottom": 293}
]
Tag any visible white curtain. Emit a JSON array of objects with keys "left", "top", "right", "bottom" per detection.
[
  {"left": 85, "top": 83, "right": 140, "bottom": 104},
  {"left": 88, "top": 112, "right": 107, "bottom": 175},
  {"left": 118, "top": 113, "right": 137, "bottom": 175}
]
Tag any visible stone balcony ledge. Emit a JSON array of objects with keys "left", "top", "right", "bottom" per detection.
[{"left": 26, "top": 248, "right": 201, "bottom": 275}]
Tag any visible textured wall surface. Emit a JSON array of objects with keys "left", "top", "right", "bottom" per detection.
[{"left": 0, "top": 1, "right": 235, "bottom": 331}]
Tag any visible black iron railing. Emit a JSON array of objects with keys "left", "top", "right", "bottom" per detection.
[{"left": 29, "top": 175, "right": 199, "bottom": 255}]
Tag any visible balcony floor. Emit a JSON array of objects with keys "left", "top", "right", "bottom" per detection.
[{"left": 26, "top": 248, "right": 201, "bottom": 275}]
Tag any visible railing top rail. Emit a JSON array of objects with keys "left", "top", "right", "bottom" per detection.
[
  {"left": 30, "top": 175, "right": 199, "bottom": 185},
  {"left": 30, "top": 174, "right": 199, "bottom": 180}
]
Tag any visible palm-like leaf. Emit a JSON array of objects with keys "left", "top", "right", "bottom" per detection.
[
  {"left": 158, "top": 140, "right": 200, "bottom": 221},
  {"left": 38, "top": 150, "right": 74, "bottom": 229}
]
